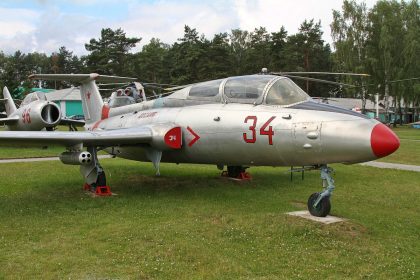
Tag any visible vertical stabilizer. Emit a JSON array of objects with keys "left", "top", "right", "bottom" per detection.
[
  {"left": 29, "top": 73, "right": 137, "bottom": 125},
  {"left": 79, "top": 78, "right": 105, "bottom": 124},
  {"left": 3, "top": 87, "right": 17, "bottom": 116}
]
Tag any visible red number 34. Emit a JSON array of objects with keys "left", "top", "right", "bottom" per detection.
[{"left": 243, "top": 116, "right": 276, "bottom": 145}]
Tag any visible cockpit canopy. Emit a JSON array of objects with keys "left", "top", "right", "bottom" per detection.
[
  {"left": 21, "top": 91, "right": 47, "bottom": 106},
  {"left": 184, "top": 75, "right": 310, "bottom": 106},
  {"left": 265, "top": 78, "right": 309, "bottom": 105}
]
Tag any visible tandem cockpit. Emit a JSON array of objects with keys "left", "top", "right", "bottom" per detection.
[
  {"left": 108, "top": 74, "right": 366, "bottom": 118},
  {"left": 164, "top": 75, "right": 311, "bottom": 107}
]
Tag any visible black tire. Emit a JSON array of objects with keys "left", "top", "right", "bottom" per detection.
[
  {"left": 227, "top": 166, "right": 244, "bottom": 178},
  {"left": 307, "top": 192, "right": 331, "bottom": 217}
]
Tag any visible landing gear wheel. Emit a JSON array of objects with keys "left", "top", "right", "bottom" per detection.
[
  {"left": 227, "top": 166, "right": 244, "bottom": 178},
  {"left": 307, "top": 192, "right": 331, "bottom": 217},
  {"left": 222, "top": 166, "right": 252, "bottom": 180}
]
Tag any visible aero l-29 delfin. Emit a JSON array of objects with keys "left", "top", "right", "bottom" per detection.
[{"left": 0, "top": 73, "right": 400, "bottom": 217}]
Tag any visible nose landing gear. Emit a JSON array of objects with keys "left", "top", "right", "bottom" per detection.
[{"left": 307, "top": 165, "right": 335, "bottom": 217}]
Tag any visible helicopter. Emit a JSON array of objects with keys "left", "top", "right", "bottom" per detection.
[{"left": 0, "top": 72, "right": 400, "bottom": 217}]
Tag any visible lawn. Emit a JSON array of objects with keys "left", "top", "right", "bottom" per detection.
[
  {"left": 377, "top": 126, "right": 420, "bottom": 165},
  {"left": 0, "top": 159, "right": 418, "bottom": 279},
  {"left": 0, "top": 126, "right": 77, "bottom": 159}
]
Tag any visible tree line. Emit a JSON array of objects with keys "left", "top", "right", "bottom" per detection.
[{"left": 0, "top": 0, "right": 418, "bottom": 120}]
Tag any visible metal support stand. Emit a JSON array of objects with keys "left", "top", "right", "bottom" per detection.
[{"left": 290, "top": 166, "right": 306, "bottom": 181}]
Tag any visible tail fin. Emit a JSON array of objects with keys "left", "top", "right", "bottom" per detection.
[
  {"left": 2, "top": 87, "right": 17, "bottom": 116},
  {"left": 29, "top": 73, "right": 137, "bottom": 125}
]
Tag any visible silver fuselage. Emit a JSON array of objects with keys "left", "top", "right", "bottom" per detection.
[
  {"left": 89, "top": 103, "right": 378, "bottom": 166},
  {"left": 5, "top": 100, "right": 61, "bottom": 131}
]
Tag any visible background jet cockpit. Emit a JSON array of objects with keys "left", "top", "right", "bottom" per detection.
[
  {"left": 21, "top": 91, "right": 48, "bottom": 106},
  {"left": 107, "top": 82, "right": 146, "bottom": 108}
]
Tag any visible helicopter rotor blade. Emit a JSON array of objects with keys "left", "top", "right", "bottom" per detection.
[
  {"left": 386, "top": 77, "right": 420, "bottom": 84},
  {"left": 164, "top": 84, "right": 195, "bottom": 91},
  {"left": 282, "top": 74, "right": 360, "bottom": 88},
  {"left": 143, "top": 82, "right": 178, "bottom": 87},
  {"left": 272, "top": 72, "right": 370, "bottom": 77}
]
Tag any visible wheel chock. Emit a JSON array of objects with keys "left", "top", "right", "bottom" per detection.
[
  {"left": 238, "top": 172, "right": 252, "bottom": 180},
  {"left": 83, "top": 183, "right": 113, "bottom": 196},
  {"left": 95, "top": 186, "right": 112, "bottom": 196},
  {"left": 221, "top": 171, "right": 252, "bottom": 181}
]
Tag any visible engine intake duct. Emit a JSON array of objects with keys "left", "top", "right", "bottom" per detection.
[
  {"left": 41, "top": 103, "right": 61, "bottom": 126},
  {"left": 59, "top": 151, "right": 92, "bottom": 165}
]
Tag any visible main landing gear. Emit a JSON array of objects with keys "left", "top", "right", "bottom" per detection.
[
  {"left": 81, "top": 147, "right": 112, "bottom": 196},
  {"left": 307, "top": 165, "right": 335, "bottom": 217},
  {"left": 221, "top": 166, "right": 252, "bottom": 180}
]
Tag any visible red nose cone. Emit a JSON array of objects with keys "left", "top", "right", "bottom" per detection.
[{"left": 371, "top": 123, "right": 400, "bottom": 158}]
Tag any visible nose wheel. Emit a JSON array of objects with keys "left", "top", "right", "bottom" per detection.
[
  {"left": 307, "top": 165, "right": 335, "bottom": 217},
  {"left": 308, "top": 192, "right": 331, "bottom": 217}
]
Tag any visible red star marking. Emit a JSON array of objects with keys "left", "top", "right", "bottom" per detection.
[{"left": 187, "top": 126, "right": 200, "bottom": 147}]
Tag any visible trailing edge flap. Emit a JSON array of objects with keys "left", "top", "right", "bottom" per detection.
[
  {"left": 0, "top": 115, "right": 19, "bottom": 125},
  {"left": 29, "top": 73, "right": 137, "bottom": 84},
  {"left": 0, "top": 124, "right": 182, "bottom": 149}
]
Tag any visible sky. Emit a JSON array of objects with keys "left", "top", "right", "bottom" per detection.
[{"left": 0, "top": 0, "right": 378, "bottom": 55}]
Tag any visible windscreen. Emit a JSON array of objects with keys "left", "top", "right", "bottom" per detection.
[{"left": 265, "top": 78, "right": 309, "bottom": 106}]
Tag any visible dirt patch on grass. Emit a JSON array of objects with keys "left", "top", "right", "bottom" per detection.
[
  {"left": 290, "top": 200, "right": 306, "bottom": 209},
  {"left": 327, "top": 221, "right": 369, "bottom": 238}
]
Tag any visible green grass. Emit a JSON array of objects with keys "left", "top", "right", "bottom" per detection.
[
  {"left": 0, "top": 146, "right": 65, "bottom": 159},
  {"left": 391, "top": 126, "right": 420, "bottom": 141},
  {"left": 0, "top": 160, "right": 419, "bottom": 279},
  {"left": 376, "top": 126, "right": 420, "bottom": 165},
  {"left": 0, "top": 126, "right": 78, "bottom": 159}
]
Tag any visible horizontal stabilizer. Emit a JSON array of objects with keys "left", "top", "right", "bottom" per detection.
[{"left": 29, "top": 73, "right": 137, "bottom": 84}]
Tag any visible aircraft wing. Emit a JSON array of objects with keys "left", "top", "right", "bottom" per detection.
[
  {"left": 0, "top": 115, "right": 19, "bottom": 125},
  {"left": 0, "top": 125, "right": 182, "bottom": 149}
]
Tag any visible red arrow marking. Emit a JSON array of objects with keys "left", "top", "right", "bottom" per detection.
[{"left": 187, "top": 126, "right": 200, "bottom": 147}]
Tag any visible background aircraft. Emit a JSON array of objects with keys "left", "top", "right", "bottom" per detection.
[
  {"left": 0, "top": 73, "right": 400, "bottom": 217},
  {"left": 0, "top": 86, "right": 84, "bottom": 131}
]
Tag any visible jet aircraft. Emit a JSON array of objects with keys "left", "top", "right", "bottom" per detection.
[
  {"left": 0, "top": 73, "right": 400, "bottom": 217},
  {"left": 0, "top": 86, "right": 84, "bottom": 131}
]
